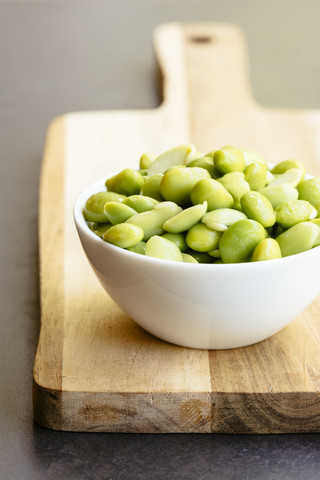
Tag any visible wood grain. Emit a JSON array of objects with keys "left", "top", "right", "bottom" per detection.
[{"left": 33, "top": 23, "right": 320, "bottom": 433}]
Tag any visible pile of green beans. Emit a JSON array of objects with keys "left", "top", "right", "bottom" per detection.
[{"left": 83, "top": 144, "right": 320, "bottom": 263}]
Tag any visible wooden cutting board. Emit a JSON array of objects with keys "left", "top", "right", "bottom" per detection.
[{"left": 33, "top": 23, "right": 320, "bottom": 433}]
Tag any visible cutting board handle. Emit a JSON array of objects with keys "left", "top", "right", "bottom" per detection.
[{"left": 154, "top": 23, "right": 255, "bottom": 116}]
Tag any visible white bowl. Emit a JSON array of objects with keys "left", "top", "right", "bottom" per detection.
[{"left": 74, "top": 175, "right": 320, "bottom": 350}]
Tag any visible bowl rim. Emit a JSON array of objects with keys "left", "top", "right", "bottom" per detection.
[{"left": 73, "top": 172, "right": 320, "bottom": 270}]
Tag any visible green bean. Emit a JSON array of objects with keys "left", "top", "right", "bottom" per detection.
[
  {"left": 126, "top": 201, "right": 182, "bottom": 241},
  {"left": 140, "top": 174, "right": 164, "bottom": 201},
  {"left": 160, "top": 167, "right": 211, "bottom": 206},
  {"left": 104, "top": 202, "right": 137, "bottom": 225},
  {"left": 240, "top": 191, "right": 276, "bottom": 228},
  {"left": 139, "top": 152, "right": 155, "bottom": 170},
  {"left": 202, "top": 208, "right": 247, "bottom": 231},
  {"left": 103, "top": 223, "right": 144, "bottom": 248},
  {"left": 163, "top": 202, "right": 207, "bottom": 233},
  {"left": 147, "top": 144, "right": 196, "bottom": 176},
  {"left": 214, "top": 146, "right": 246, "bottom": 174},
  {"left": 123, "top": 195, "right": 158, "bottom": 212},
  {"left": 145, "top": 235, "right": 183, "bottom": 262},
  {"left": 219, "top": 219, "right": 267, "bottom": 263},
  {"left": 186, "top": 223, "right": 221, "bottom": 252},
  {"left": 258, "top": 183, "right": 299, "bottom": 209},
  {"left": 190, "top": 178, "right": 234, "bottom": 210},
  {"left": 105, "top": 168, "right": 144, "bottom": 196},
  {"left": 297, "top": 177, "right": 320, "bottom": 210},
  {"left": 127, "top": 241, "right": 146, "bottom": 255},
  {"left": 244, "top": 162, "right": 268, "bottom": 190},
  {"left": 84, "top": 192, "right": 113, "bottom": 222},
  {"left": 276, "top": 221, "right": 319, "bottom": 257},
  {"left": 182, "top": 253, "right": 198, "bottom": 263},
  {"left": 218, "top": 172, "right": 250, "bottom": 210},
  {"left": 275, "top": 200, "right": 317, "bottom": 228},
  {"left": 271, "top": 159, "right": 305, "bottom": 179},
  {"left": 161, "top": 233, "right": 188, "bottom": 252},
  {"left": 251, "top": 238, "right": 282, "bottom": 262}
]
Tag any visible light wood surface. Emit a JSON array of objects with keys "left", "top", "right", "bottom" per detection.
[{"left": 33, "top": 23, "right": 320, "bottom": 433}]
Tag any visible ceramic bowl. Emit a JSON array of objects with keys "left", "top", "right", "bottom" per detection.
[{"left": 73, "top": 175, "right": 320, "bottom": 350}]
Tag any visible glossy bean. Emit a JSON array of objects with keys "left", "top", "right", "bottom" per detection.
[
  {"left": 186, "top": 223, "right": 221, "bottom": 252},
  {"left": 276, "top": 221, "right": 319, "bottom": 257},
  {"left": 145, "top": 235, "right": 183, "bottom": 262},
  {"left": 297, "top": 177, "right": 320, "bottom": 210},
  {"left": 105, "top": 168, "right": 144, "bottom": 196},
  {"left": 275, "top": 200, "right": 317, "bottom": 228},
  {"left": 219, "top": 219, "right": 267, "bottom": 263},
  {"left": 147, "top": 144, "right": 196, "bottom": 176},
  {"left": 190, "top": 178, "right": 234, "bottom": 211},
  {"left": 251, "top": 238, "right": 282, "bottom": 262},
  {"left": 258, "top": 183, "right": 299, "bottom": 209},
  {"left": 140, "top": 174, "right": 164, "bottom": 201},
  {"left": 218, "top": 172, "right": 250, "bottom": 210},
  {"left": 163, "top": 202, "right": 207, "bottom": 233},
  {"left": 244, "top": 162, "right": 268, "bottom": 190},
  {"left": 123, "top": 195, "right": 158, "bottom": 212},
  {"left": 104, "top": 202, "right": 137, "bottom": 225},
  {"left": 202, "top": 208, "right": 247, "bottom": 231},
  {"left": 160, "top": 167, "right": 211, "bottom": 206},
  {"left": 240, "top": 191, "right": 276, "bottom": 228},
  {"left": 161, "top": 233, "right": 188, "bottom": 252},
  {"left": 214, "top": 146, "right": 246, "bottom": 174},
  {"left": 103, "top": 223, "right": 144, "bottom": 248},
  {"left": 126, "top": 201, "right": 182, "bottom": 241}
]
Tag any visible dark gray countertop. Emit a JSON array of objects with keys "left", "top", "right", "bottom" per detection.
[{"left": 1, "top": 1, "right": 320, "bottom": 479}]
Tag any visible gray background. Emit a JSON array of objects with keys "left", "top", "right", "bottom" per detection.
[{"left": 1, "top": 1, "right": 320, "bottom": 479}]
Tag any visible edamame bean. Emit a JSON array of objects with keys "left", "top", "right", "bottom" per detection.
[
  {"left": 105, "top": 168, "right": 144, "bottom": 196},
  {"left": 182, "top": 253, "right": 198, "bottom": 263},
  {"left": 239, "top": 148, "right": 267, "bottom": 167},
  {"left": 219, "top": 219, "right": 266, "bottom": 263},
  {"left": 297, "top": 178, "right": 320, "bottom": 210},
  {"left": 140, "top": 174, "right": 164, "bottom": 201},
  {"left": 127, "top": 241, "right": 146, "bottom": 255},
  {"left": 244, "top": 162, "right": 268, "bottom": 190},
  {"left": 147, "top": 144, "right": 196, "bottom": 175},
  {"left": 163, "top": 202, "right": 207, "bottom": 233},
  {"left": 187, "top": 157, "right": 218, "bottom": 178},
  {"left": 184, "top": 250, "right": 214, "bottom": 263},
  {"left": 139, "top": 152, "right": 155, "bottom": 170},
  {"left": 275, "top": 200, "right": 317, "bottom": 228},
  {"left": 218, "top": 172, "right": 250, "bottom": 210},
  {"left": 276, "top": 222, "right": 319, "bottom": 257},
  {"left": 104, "top": 202, "right": 137, "bottom": 225},
  {"left": 126, "top": 201, "right": 182, "bottom": 241},
  {"left": 145, "top": 235, "right": 183, "bottom": 262},
  {"left": 123, "top": 195, "right": 158, "bottom": 212},
  {"left": 214, "top": 146, "right": 246, "bottom": 174},
  {"left": 186, "top": 223, "right": 221, "bottom": 252},
  {"left": 268, "top": 168, "right": 303, "bottom": 188},
  {"left": 240, "top": 191, "right": 276, "bottom": 228},
  {"left": 160, "top": 167, "right": 211, "bottom": 206},
  {"left": 310, "top": 219, "right": 320, "bottom": 247},
  {"left": 258, "top": 183, "right": 299, "bottom": 209},
  {"left": 271, "top": 159, "right": 305, "bottom": 179},
  {"left": 202, "top": 208, "right": 247, "bottom": 231},
  {"left": 251, "top": 238, "right": 282, "bottom": 262},
  {"left": 103, "top": 223, "right": 144, "bottom": 248},
  {"left": 190, "top": 178, "right": 234, "bottom": 210},
  {"left": 161, "top": 233, "right": 188, "bottom": 252},
  {"left": 84, "top": 192, "right": 113, "bottom": 222}
]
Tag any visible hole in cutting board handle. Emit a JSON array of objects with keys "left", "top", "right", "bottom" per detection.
[{"left": 189, "top": 35, "right": 214, "bottom": 44}]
